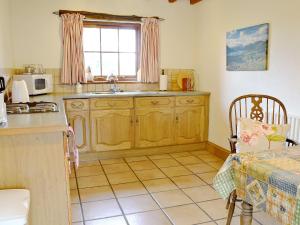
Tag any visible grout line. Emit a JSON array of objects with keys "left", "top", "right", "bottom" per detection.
[
  {"left": 97, "top": 159, "right": 131, "bottom": 225},
  {"left": 73, "top": 162, "right": 86, "bottom": 225}
]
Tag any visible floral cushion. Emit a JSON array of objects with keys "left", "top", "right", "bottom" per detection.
[{"left": 236, "top": 118, "right": 290, "bottom": 153}]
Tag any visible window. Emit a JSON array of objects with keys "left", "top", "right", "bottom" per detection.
[{"left": 83, "top": 21, "right": 141, "bottom": 81}]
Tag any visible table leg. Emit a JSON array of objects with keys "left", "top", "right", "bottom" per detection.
[{"left": 240, "top": 201, "right": 253, "bottom": 225}]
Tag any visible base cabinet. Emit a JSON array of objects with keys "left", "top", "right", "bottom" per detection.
[
  {"left": 175, "top": 106, "right": 206, "bottom": 144},
  {"left": 135, "top": 108, "right": 175, "bottom": 148},
  {"left": 90, "top": 109, "right": 134, "bottom": 151}
]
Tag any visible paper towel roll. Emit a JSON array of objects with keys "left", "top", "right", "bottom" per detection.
[
  {"left": 159, "top": 75, "right": 167, "bottom": 91},
  {"left": 12, "top": 80, "right": 30, "bottom": 103}
]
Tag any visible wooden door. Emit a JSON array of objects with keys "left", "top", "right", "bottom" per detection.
[
  {"left": 67, "top": 111, "right": 90, "bottom": 153},
  {"left": 90, "top": 109, "right": 134, "bottom": 151},
  {"left": 175, "top": 106, "right": 205, "bottom": 144},
  {"left": 135, "top": 108, "right": 175, "bottom": 148}
]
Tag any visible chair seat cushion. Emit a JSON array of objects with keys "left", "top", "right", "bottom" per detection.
[
  {"left": 236, "top": 118, "right": 290, "bottom": 153},
  {"left": 0, "top": 189, "right": 30, "bottom": 225}
]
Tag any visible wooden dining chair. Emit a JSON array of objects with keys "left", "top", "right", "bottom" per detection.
[{"left": 226, "top": 94, "right": 297, "bottom": 225}]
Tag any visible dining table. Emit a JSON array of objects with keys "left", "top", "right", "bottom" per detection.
[{"left": 213, "top": 146, "right": 300, "bottom": 225}]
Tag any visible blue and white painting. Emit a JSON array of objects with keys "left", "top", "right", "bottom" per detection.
[{"left": 226, "top": 23, "right": 269, "bottom": 71}]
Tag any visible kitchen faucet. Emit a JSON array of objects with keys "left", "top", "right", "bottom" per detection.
[{"left": 106, "top": 74, "right": 120, "bottom": 93}]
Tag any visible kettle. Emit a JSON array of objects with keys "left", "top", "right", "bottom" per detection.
[{"left": 12, "top": 80, "right": 30, "bottom": 103}]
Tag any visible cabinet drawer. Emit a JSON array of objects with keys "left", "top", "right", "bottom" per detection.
[
  {"left": 90, "top": 98, "right": 133, "bottom": 110},
  {"left": 65, "top": 99, "right": 89, "bottom": 111},
  {"left": 176, "top": 96, "right": 205, "bottom": 106},
  {"left": 135, "top": 97, "right": 175, "bottom": 108}
]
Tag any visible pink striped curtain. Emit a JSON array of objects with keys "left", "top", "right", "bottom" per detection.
[
  {"left": 61, "top": 13, "right": 87, "bottom": 84},
  {"left": 140, "top": 18, "right": 160, "bottom": 83}
]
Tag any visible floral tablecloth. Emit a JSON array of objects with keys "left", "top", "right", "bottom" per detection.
[{"left": 213, "top": 148, "right": 300, "bottom": 225}]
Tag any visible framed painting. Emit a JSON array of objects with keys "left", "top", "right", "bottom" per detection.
[{"left": 226, "top": 23, "right": 269, "bottom": 71}]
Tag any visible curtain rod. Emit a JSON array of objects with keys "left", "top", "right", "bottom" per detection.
[{"left": 53, "top": 10, "right": 165, "bottom": 22}]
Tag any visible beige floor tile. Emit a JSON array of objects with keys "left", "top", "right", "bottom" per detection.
[
  {"left": 103, "top": 163, "right": 130, "bottom": 174},
  {"left": 70, "top": 178, "right": 77, "bottom": 190},
  {"left": 152, "top": 158, "right": 180, "bottom": 168},
  {"left": 196, "top": 222, "right": 216, "bottom": 225},
  {"left": 71, "top": 189, "right": 80, "bottom": 203},
  {"left": 170, "top": 152, "right": 191, "bottom": 158},
  {"left": 100, "top": 158, "right": 125, "bottom": 165},
  {"left": 216, "top": 216, "right": 260, "bottom": 225},
  {"left": 71, "top": 204, "right": 82, "bottom": 222},
  {"left": 135, "top": 169, "right": 166, "bottom": 181},
  {"left": 197, "top": 171, "right": 218, "bottom": 184},
  {"left": 163, "top": 204, "right": 211, "bottom": 225},
  {"left": 125, "top": 156, "right": 148, "bottom": 162},
  {"left": 183, "top": 186, "right": 220, "bottom": 202},
  {"left": 107, "top": 171, "right": 138, "bottom": 184},
  {"left": 119, "top": 194, "right": 159, "bottom": 214},
  {"left": 72, "top": 222, "right": 84, "bottom": 225},
  {"left": 198, "top": 199, "right": 240, "bottom": 220},
  {"left": 77, "top": 175, "right": 109, "bottom": 188},
  {"left": 143, "top": 178, "right": 178, "bottom": 193},
  {"left": 253, "top": 211, "right": 282, "bottom": 225},
  {"left": 175, "top": 156, "right": 203, "bottom": 165},
  {"left": 82, "top": 199, "right": 122, "bottom": 220},
  {"left": 185, "top": 163, "right": 216, "bottom": 174},
  {"left": 126, "top": 210, "right": 172, "bottom": 225},
  {"left": 85, "top": 216, "right": 127, "bottom": 225},
  {"left": 128, "top": 160, "right": 157, "bottom": 171},
  {"left": 207, "top": 160, "right": 224, "bottom": 169},
  {"left": 76, "top": 165, "right": 103, "bottom": 177},
  {"left": 171, "top": 175, "right": 206, "bottom": 188},
  {"left": 112, "top": 181, "right": 148, "bottom": 198},
  {"left": 79, "top": 186, "right": 114, "bottom": 202},
  {"left": 152, "top": 189, "right": 193, "bottom": 208},
  {"left": 161, "top": 166, "right": 192, "bottom": 177},
  {"left": 79, "top": 161, "right": 100, "bottom": 168},
  {"left": 148, "top": 154, "right": 172, "bottom": 160},
  {"left": 199, "top": 155, "right": 223, "bottom": 162}
]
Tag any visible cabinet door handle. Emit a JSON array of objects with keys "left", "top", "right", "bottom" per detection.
[
  {"left": 176, "top": 115, "right": 179, "bottom": 122},
  {"left": 151, "top": 100, "right": 159, "bottom": 105},
  {"left": 136, "top": 118, "right": 139, "bottom": 123},
  {"left": 187, "top": 99, "right": 194, "bottom": 103}
]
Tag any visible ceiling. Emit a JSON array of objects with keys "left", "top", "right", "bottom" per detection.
[{"left": 168, "top": 0, "right": 202, "bottom": 5}]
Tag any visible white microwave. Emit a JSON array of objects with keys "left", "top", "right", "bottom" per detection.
[{"left": 14, "top": 74, "right": 53, "bottom": 96}]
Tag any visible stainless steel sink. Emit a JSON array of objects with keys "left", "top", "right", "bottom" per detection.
[{"left": 89, "top": 91, "right": 115, "bottom": 95}]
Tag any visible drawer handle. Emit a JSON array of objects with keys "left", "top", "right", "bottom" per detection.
[
  {"left": 108, "top": 102, "right": 116, "bottom": 107},
  {"left": 151, "top": 100, "right": 159, "bottom": 105},
  {"left": 186, "top": 99, "right": 194, "bottom": 103},
  {"left": 71, "top": 102, "right": 84, "bottom": 109}
]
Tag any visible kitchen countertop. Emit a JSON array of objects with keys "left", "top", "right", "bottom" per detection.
[{"left": 0, "top": 90, "right": 210, "bottom": 136}]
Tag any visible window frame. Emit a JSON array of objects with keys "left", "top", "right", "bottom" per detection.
[{"left": 83, "top": 21, "right": 141, "bottom": 82}]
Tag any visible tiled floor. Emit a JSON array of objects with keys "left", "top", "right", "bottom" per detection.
[{"left": 70, "top": 150, "right": 280, "bottom": 225}]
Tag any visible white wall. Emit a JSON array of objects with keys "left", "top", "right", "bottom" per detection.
[
  {"left": 10, "top": 0, "right": 197, "bottom": 69},
  {"left": 0, "top": 0, "right": 13, "bottom": 68},
  {"left": 195, "top": 0, "right": 300, "bottom": 149}
]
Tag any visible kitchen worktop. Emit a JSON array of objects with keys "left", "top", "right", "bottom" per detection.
[{"left": 0, "top": 90, "right": 210, "bottom": 136}]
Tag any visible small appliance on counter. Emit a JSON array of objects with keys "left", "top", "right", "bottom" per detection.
[
  {"left": 0, "top": 76, "right": 7, "bottom": 124},
  {"left": 13, "top": 74, "right": 53, "bottom": 95}
]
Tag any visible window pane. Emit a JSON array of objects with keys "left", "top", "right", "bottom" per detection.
[
  {"left": 120, "top": 53, "right": 136, "bottom": 76},
  {"left": 84, "top": 53, "right": 100, "bottom": 75},
  {"left": 119, "top": 29, "right": 136, "bottom": 52},
  {"left": 102, "top": 53, "right": 118, "bottom": 75},
  {"left": 83, "top": 28, "right": 100, "bottom": 51},
  {"left": 101, "top": 28, "right": 118, "bottom": 52}
]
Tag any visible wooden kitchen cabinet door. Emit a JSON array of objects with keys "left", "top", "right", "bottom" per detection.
[
  {"left": 90, "top": 110, "right": 134, "bottom": 151},
  {"left": 175, "top": 106, "right": 205, "bottom": 144},
  {"left": 67, "top": 111, "right": 90, "bottom": 152},
  {"left": 135, "top": 108, "right": 175, "bottom": 148}
]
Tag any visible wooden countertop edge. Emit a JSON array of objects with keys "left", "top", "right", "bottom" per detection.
[{"left": 0, "top": 125, "right": 68, "bottom": 136}]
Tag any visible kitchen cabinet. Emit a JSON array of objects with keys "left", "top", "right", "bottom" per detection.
[
  {"left": 175, "top": 106, "right": 205, "bottom": 144},
  {"left": 90, "top": 109, "right": 134, "bottom": 151},
  {"left": 65, "top": 99, "right": 90, "bottom": 153},
  {"left": 135, "top": 108, "right": 175, "bottom": 148},
  {"left": 67, "top": 111, "right": 90, "bottom": 152}
]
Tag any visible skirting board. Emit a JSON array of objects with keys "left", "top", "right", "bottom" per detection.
[
  {"left": 80, "top": 142, "right": 206, "bottom": 161},
  {"left": 207, "top": 141, "right": 230, "bottom": 160}
]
